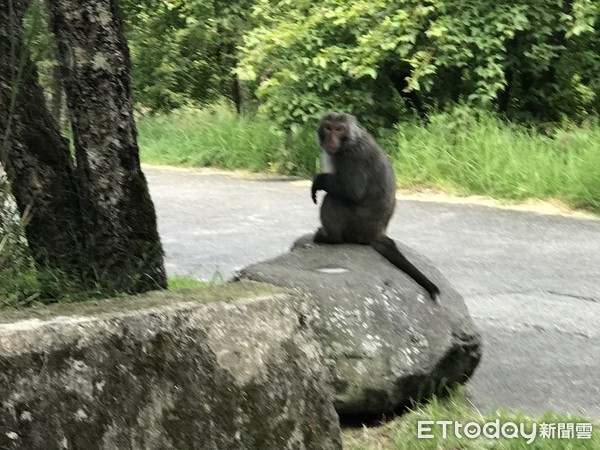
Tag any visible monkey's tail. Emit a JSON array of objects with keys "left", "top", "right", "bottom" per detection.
[{"left": 371, "top": 236, "right": 439, "bottom": 301}]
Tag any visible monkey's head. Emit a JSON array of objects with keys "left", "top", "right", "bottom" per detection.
[{"left": 317, "top": 112, "right": 358, "bottom": 155}]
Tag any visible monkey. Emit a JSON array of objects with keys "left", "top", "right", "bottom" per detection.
[{"left": 311, "top": 112, "right": 440, "bottom": 300}]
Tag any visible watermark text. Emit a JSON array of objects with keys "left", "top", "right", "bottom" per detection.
[{"left": 417, "top": 420, "right": 593, "bottom": 444}]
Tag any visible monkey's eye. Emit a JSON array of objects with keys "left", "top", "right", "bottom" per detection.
[{"left": 325, "top": 125, "right": 331, "bottom": 131}]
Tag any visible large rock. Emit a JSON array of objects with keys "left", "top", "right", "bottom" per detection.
[
  {"left": 0, "top": 284, "right": 342, "bottom": 450},
  {"left": 236, "top": 236, "right": 482, "bottom": 415}
]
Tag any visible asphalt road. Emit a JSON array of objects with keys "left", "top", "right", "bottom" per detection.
[{"left": 145, "top": 166, "right": 600, "bottom": 418}]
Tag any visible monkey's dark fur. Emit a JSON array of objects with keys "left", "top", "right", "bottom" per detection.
[{"left": 311, "top": 112, "right": 439, "bottom": 300}]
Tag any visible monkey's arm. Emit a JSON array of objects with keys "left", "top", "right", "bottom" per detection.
[{"left": 311, "top": 172, "right": 367, "bottom": 204}]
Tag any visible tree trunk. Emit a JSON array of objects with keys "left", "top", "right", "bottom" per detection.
[
  {"left": 0, "top": 0, "right": 85, "bottom": 282},
  {"left": 226, "top": 42, "right": 243, "bottom": 115},
  {"left": 48, "top": 0, "right": 167, "bottom": 292}
]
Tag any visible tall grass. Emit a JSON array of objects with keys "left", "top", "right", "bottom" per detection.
[
  {"left": 390, "top": 110, "right": 600, "bottom": 211},
  {"left": 137, "top": 105, "right": 318, "bottom": 176},
  {"left": 137, "top": 107, "right": 600, "bottom": 213}
]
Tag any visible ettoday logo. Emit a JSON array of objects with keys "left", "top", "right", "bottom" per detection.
[{"left": 417, "top": 420, "right": 593, "bottom": 444}]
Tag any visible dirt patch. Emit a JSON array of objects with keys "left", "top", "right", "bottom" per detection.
[
  {"left": 394, "top": 187, "right": 598, "bottom": 220},
  {"left": 143, "top": 164, "right": 300, "bottom": 181}
]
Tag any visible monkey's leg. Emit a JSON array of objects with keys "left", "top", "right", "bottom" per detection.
[
  {"left": 317, "top": 195, "right": 350, "bottom": 244},
  {"left": 314, "top": 227, "right": 343, "bottom": 244}
]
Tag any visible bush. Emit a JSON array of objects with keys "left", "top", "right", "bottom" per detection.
[
  {"left": 237, "top": 0, "right": 600, "bottom": 128},
  {"left": 121, "top": 0, "right": 255, "bottom": 112}
]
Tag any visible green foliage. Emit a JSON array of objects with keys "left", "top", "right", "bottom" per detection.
[
  {"left": 121, "top": 0, "right": 255, "bottom": 112},
  {"left": 22, "top": 0, "right": 599, "bottom": 126},
  {"left": 391, "top": 107, "right": 600, "bottom": 211},
  {"left": 168, "top": 275, "right": 210, "bottom": 290},
  {"left": 22, "top": 0, "right": 58, "bottom": 95},
  {"left": 137, "top": 105, "right": 319, "bottom": 176},
  {"left": 238, "top": 0, "right": 600, "bottom": 127}
]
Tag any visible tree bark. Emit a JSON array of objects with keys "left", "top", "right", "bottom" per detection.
[
  {"left": 226, "top": 41, "right": 243, "bottom": 115},
  {"left": 0, "top": 0, "right": 85, "bottom": 281},
  {"left": 48, "top": 0, "right": 167, "bottom": 292}
]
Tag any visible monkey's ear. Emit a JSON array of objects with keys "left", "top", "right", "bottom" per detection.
[
  {"left": 344, "top": 114, "right": 360, "bottom": 138},
  {"left": 345, "top": 114, "right": 358, "bottom": 126}
]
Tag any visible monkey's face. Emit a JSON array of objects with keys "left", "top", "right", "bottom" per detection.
[
  {"left": 318, "top": 114, "right": 354, "bottom": 155},
  {"left": 318, "top": 121, "right": 347, "bottom": 154},
  {"left": 318, "top": 112, "right": 358, "bottom": 154}
]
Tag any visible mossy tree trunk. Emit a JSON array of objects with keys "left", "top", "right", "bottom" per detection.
[
  {"left": 1, "top": 0, "right": 167, "bottom": 295},
  {"left": 0, "top": 0, "right": 85, "bottom": 282},
  {"left": 47, "top": 0, "right": 167, "bottom": 293}
]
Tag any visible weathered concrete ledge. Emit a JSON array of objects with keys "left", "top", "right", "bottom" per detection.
[{"left": 0, "top": 283, "right": 342, "bottom": 450}]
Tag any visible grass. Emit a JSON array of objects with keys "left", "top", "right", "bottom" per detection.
[
  {"left": 389, "top": 110, "right": 600, "bottom": 212},
  {"left": 342, "top": 389, "right": 600, "bottom": 450},
  {"left": 137, "top": 106, "right": 600, "bottom": 214},
  {"left": 0, "top": 260, "right": 39, "bottom": 308},
  {"left": 138, "top": 105, "right": 289, "bottom": 172},
  {"left": 137, "top": 104, "right": 319, "bottom": 176},
  {"left": 167, "top": 275, "right": 210, "bottom": 290},
  {"left": 0, "top": 269, "right": 209, "bottom": 310}
]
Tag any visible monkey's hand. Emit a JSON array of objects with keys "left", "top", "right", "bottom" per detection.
[{"left": 311, "top": 173, "right": 327, "bottom": 204}]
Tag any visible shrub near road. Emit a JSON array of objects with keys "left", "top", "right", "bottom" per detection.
[{"left": 237, "top": 0, "right": 599, "bottom": 128}]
